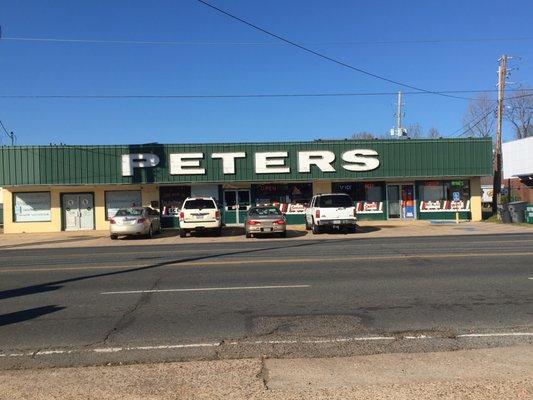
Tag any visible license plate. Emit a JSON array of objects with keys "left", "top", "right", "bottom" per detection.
[
  {"left": 333, "top": 220, "right": 341, "bottom": 224},
  {"left": 262, "top": 228, "right": 272, "bottom": 232},
  {"left": 195, "top": 214, "right": 205, "bottom": 219}
]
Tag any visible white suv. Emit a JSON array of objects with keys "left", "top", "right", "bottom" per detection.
[
  {"left": 305, "top": 193, "right": 357, "bottom": 234},
  {"left": 179, "top": 197, "right": 222, "bottom": 237}
]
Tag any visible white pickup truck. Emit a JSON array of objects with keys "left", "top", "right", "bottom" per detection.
[{"left": 305, "top": 193, "right": 357, "bottom": 234}]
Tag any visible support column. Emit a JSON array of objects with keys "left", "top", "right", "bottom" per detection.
[
  {"left": 313, "top": 181, "right": 331, "bottom": 195},
  {"left": 470, "top": 177, "right": 482, "bottom": 222}
]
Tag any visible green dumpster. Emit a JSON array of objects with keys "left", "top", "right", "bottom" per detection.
[{"left": 527, "top": 205, "right": 533, "bottom": 224}]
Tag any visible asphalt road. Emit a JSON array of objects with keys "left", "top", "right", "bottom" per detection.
[{"left": 0, "top": 233, "right": 532, "bottom": 368}]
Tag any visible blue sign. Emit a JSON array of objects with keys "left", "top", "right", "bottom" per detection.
[{"left": 452, "top": 191, "right": 460, "bottom": 202}]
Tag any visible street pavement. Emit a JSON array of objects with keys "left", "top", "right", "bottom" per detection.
[{"left": 0, "top": 232, "right": 532, "bottom": 368}]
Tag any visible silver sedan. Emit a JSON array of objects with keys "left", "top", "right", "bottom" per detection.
[
  {"left": 109, "top": 207, "right": 161, "bottom": 239},
  {"left": 245, "top": 206, "right": 287, "bottom": 238}
]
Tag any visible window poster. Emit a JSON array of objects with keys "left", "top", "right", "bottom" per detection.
[
  {"left": 14, "top": 192, "right": 51, "bottom": 222},
  {"left": 105, "top": 190, "right": 142, "bottom": 219}
]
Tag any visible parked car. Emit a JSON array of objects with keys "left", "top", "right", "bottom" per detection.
[
  {"left": 179, "top": 197, "right": 222, "bottom": 238},
  {"left": 109, "top": 207, "right": 161, "bottom": 239},
  {"left": 245, "top": 206, "right": 286, "bottom": 238},
  {"left": 305, "top": 193, "right": 357, "bottom": 234}
]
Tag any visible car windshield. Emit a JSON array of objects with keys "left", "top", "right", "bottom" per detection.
[
  {"left": 318, "top": 195, "right": 353, "bottom": 208},
  {"left": 114, "top": 208, "right": 143, "bottom": 216},
  {"left": 183, "top": 199, "right": 216, "bottom": 209},
  {"left": 248, "top": 207, "right": 281, "bottom": 216}
]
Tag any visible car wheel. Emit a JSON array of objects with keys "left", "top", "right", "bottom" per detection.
[
  {"left": 215, "top": 227, "right": 222, "bottom": 237},
  {"left": 305, "top": 218, "right": 311, "bottom": 231},
  {"left": 147, "top": 225, "right": 153, "bottom": 239},
  {"left": 110, "top": 234, "right": 118, "bottom": 240},
  {"left": 280, "top": 231, "right": 287, "bottom": 238},
  {"left": 312, "top": 223, "right": 320, "bottom": 235},
  {"left": 246, "top": 232, "right": 252, "bottom": 238},
  {"left": 179, "top": 229, "right": 187, "bottom": 238},
  {"left": 157, "top": 224, "right": 162, "bottom": 234}
]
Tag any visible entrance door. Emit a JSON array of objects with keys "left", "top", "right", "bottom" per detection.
[
  {"left": 62, "top": 193, "right": 94, "bottom": 231},
  {"left": 387, "top": 184, "right": 415, "bottom": 219},
  {"left": 223, "top": 189, "right": 251, "bottom": 225}
]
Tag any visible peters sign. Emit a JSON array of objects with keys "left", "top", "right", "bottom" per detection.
[{"left": 121, "top": 149, "right": 380, "bottom": 177}]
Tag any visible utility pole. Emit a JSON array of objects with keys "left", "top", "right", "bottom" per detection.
[
  {"left": 390, "top": 91, "right": 406, "bottom": 138},
  {"left": 492, "top": 55, "right": 507, "bottom": 215},
  {"left": 9, "top": 131, "right": 15, "bottom": 146}
]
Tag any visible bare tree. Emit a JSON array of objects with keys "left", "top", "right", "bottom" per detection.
[
  {"left": 351, "top": 131, "right": 375, "bottom": 140},
  {"left": 406, "top": 123, "right": 423, "bottom": 138},
  {"left": 461, "top": 93, "right": 495, "bottom": 138},
  {"left": 427, "top": 127, "right": 440, "bottom": 139},
  {"left": 505, "top": 89, "right": 533, "bottom": 139}
]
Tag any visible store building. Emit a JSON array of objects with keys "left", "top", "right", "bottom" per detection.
[
  {"left": 0, "top": 138, "right": 492, "bottom": 233},
  {"left": 503, "top": 136, "right": 533, "bottom": 203}
]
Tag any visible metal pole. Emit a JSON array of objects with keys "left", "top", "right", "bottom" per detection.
[{"left": 396, "top": 91, "right": 402, "bottom": 137}]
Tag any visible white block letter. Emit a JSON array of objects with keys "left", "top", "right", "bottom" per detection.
[
  {"left": 121, "top": 153, "right": 160, "bottom": 177},
  {"left": 298, "top": 151, "right": 336, "bottom": 173},
  {"left": 342, "top": 149, "right": 380, "bottom": 171},
  {"left": 255, "top": 152, "right": 290, "bottom": 174},
  {"left": 169, "top": 153, "right": 205, "bottom": 175},
  {"left": 211, "top": 152, "right": 246, "bottom": 174}
]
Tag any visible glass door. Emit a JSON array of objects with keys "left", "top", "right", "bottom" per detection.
[
  {"left": 401, "top": 184, "right": 415, "bottom": 219},
  {"left": 387, "top": 185, "right": 401, "bottom": 219},
  {"left": 237, "top": 190, "right": 251, "bottom": 224},
  {"left": 387, "top": 184, "right": 416, "bottom": 219},
  {"left": 223, "top": 190, "right": 238, "bottom": 225},
  {"left": 223, "top": 190, "right": 251, "bottom": 225}
]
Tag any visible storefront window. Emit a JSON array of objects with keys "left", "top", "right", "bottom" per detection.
[
  {"left": 251, "top": 183, "right": 312, "bottom": 214},
  {"left": 419, "top": 180, "right": 470, "bottom": 211},
  {"left": 105, "top": 190, "right": 142, "bottom": 220},
  {"left": 332, "top": 182, "right": 385, "bottom": 213},
  {"left": 160, "top": 186, "right": 191, "bottom": 217},
  {"left": 13, "top": 192, "right": 51, "bottom": 222}
]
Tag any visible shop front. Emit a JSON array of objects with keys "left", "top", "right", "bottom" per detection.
[{"left": 0, "top": 138, "right": 492, "bottom": 233}]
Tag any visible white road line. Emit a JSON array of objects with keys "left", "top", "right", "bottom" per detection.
[
  {"left": 457, "top": 332, "right": 533, "bottom": 338},
  {"left": 101, "top": 285, "right": 311, "bottom": 295},
  {"left": 1, "top": 332, "right": 532, "bottom": 358}
]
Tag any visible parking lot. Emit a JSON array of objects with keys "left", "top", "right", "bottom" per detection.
[{"left": 0, "top": 220, "right": 531, "bottom": 250}]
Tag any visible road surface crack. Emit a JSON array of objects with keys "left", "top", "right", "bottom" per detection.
[
  {"left": 256, "top": 356, "right": 270, "bottom": 390},
  {"left": 88, "top": 276, "right": 163, "bottom": 348}
]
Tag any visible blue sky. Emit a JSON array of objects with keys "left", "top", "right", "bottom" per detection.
[{"left": 1, "top": 0, "right": 532, "bottom": 145}]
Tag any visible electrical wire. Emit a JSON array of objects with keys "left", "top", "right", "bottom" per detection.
[
  {"left": 0, "top": 120, "right": 9, "bottom": 136},
  {"left": 3, "top": 36, "right": 533, "bottom": 46},
  {"left": 1, "top": 88, "right": 530, "bottom": 100},
  {"left": 193, "top": 0, "right": 474, "bottom": 101}
]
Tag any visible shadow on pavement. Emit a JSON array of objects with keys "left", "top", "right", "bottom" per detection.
[
  {"left": 0, "top": 236, "right": 99, "bottom": 250},
  {"left": 0, "top": 237, "right": 359, "bottom": 301},
  {"left": 0, "top": 305, "right": 65, "bottom": 327}
]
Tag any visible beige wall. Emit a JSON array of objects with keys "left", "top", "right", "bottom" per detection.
[
  {"left": 2, "top": 185, "right": 159, "bottom": 233},
  {"left": 470, "top": 176, "right": 482, "bottom": 222},
  {"left": 312, "top": 180, "right": 331, "bottom": 195}
]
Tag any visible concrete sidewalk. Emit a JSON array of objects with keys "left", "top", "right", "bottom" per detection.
[
  {"left": 1, "top": 346, "right": 531, "bottom": 399},
  {"left": 0, "top": 220, "right": 531, "bottom": 250}
]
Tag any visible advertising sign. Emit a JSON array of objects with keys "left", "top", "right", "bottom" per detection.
[{"left": 14, "top": 192, "right": 51, "bottom": 222}]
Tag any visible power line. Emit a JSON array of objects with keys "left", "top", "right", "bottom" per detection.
[
  {"left": 1, "top": 88, "right": 531, "bottom": 100},
  {"left": 0, "top": 119, "right": 16, "bottom": 145},
  {"left": 3, "top": 35, "right": 533, "bottom": 46},
  {"left": 450, "top": 107, "right": 496, "bottom": 137},
  {"left": 193, "top": 0, "right": 473, "bottom": 101},
  {"left": 449, "top": 92, "right": 533, "bottom": 137},
  {"left": 0, "top": 120, "right": 9, "bottom": 136}
]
